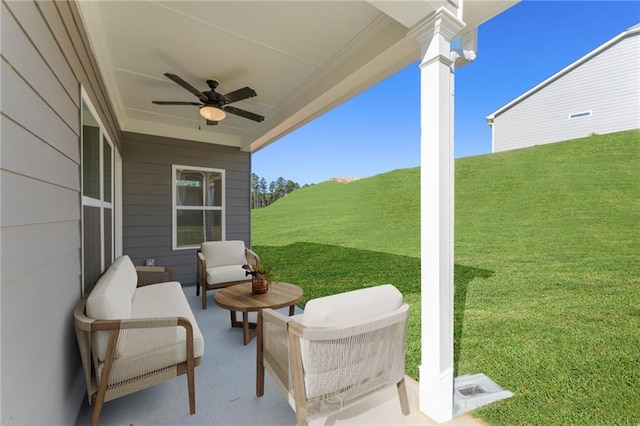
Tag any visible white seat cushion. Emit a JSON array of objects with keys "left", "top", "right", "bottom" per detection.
[
  {"left": 201, "top": 240, "right": 247, "bottom": 268},
  {"left": 206, "top": 264, "right": 247, "bottom": 285}
]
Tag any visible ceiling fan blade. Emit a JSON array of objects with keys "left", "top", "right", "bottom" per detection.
[
  {"left": 164, "top": 73, "right": 208, "bottom": 103},
  {"left": 222, "top": 87, "right": 257, "bottom": 104},
  {"left": 223, "top": 105, "right": 264, "bottom": 122},
  {"left": 206, "top": 120, "right": 218, "bottom": 126},
  {"left": 152, "top": 101, "right": 202, "bottom": 105}
]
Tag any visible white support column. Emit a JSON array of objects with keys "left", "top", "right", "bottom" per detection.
[{"left": 408, "top": 8, "right": 465, "bottom": 424}]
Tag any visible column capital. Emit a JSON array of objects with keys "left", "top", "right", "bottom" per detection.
[{"left": 407, "top": 7, "right": 466, "bottom": 44}]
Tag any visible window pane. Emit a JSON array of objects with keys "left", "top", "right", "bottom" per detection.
[
  {"left": 204, "top": 210, "right": 222, "bottom": 241},
  {"left": 176, "top": 210, "right": 222, "bottom": 247},
  {"left": 206, "top": 171, "right": 223, "bottom": 206},
  {"left": 82, "top": 102, "right": 100, "bottom": 199},
  {"left": 176, "top": 171, "right": 204, "bottom": 207},
  {"left": 83, "top": 205, "right": 101, "bottom": 294},
  {"left": 104, "top": 208, "right": 112, "bottom": 266},
  {"left": 103, "top": 137, "right": 112, "bottom": 203},
  {"left": 174, "top": 166, "right": 224, "bottom": 249},
  {"left": 177, "top": 210, "right": 204, "bottom": 247}
]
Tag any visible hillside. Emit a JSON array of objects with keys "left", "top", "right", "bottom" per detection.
[
  {"left": 252, "top": 166, "right": 420, "bottom": 257},
  {"left": 252, "top": 129, "right": 640, "bottom": 425}
]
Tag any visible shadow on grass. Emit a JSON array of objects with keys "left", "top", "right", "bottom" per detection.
[
  {"left": 254, "top": 242, "right": 494, "bottom": 376},
  {"left": 453, "top": 264, "right": 494, "bottom": 375},
  {"left": 254, "top": 242, "right": 421, "bottom": 304}
]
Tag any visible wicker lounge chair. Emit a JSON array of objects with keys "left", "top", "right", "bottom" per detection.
[
  {"left": 196, "top": 240, "right": 260, "bottom": 309},
  {"left": 259, "top": 284, "right": 410, "bottom": 426}
]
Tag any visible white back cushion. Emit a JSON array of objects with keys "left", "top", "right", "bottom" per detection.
[
  {"left": 86, "top": 259, "right": 135, "bottom": 361},
  {"left": 110, "top": 255, "right": 138, "bottom": 298},
  {"left": 201, "top": 240, "right": 247, "bottom": 267},
  {"left": 301, "top": 284, "right": 402, "bottom": 327},
  {"left": 86, "top": 267, "right": 133, "bottom": 321}
]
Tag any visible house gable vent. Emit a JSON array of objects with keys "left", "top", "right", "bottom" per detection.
[{"left": 569, "top": 111, "right": 592, "bottom": 119}]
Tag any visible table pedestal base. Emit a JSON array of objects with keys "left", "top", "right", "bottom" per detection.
[{"left": 230, "top": 311, "right": 258, "bottom": 345}]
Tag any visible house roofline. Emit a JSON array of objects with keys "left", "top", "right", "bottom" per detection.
[{"left": 485, "top": 23, "right": 640, "bottom": 123}]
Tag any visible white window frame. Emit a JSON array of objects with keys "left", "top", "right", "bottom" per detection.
[
  {"left": 81, "top": 87, "right": 121, "bottom": 295},
  {"left": 172, "top": 164, "right": 226, "bottom": 250},
  {"left": 114, "top": 155, "right": 123, "bottom": 258}
]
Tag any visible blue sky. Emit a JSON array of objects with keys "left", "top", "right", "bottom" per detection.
[{"left": 253, "top": 1, "right": 640, "bottom": 186}]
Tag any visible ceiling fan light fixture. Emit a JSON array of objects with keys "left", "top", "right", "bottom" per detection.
[{"left": 199, "top": 105, "right": 226, "bottom": 121}]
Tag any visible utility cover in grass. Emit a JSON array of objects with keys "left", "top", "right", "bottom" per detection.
[{"left": 454, "top": 373, "right": 514, "bottom": 416}]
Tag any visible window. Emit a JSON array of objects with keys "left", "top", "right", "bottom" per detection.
[
  {"left": 173, "top": 165, "right": 225, "bottom": 249},
  {"left": 82, "top": 93, "right": 117, "bottom": 295},
  {"left": 569, "top": 111, "right": 592, "bottom": 119}
]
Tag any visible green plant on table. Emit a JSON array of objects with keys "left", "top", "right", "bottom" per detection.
[{"left": 242, "top": 262, "right": 276, "bottom": 284}]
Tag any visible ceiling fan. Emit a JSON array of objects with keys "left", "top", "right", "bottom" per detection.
[{"left": 152, "top": 73, "right": 264, "bottom": 125}]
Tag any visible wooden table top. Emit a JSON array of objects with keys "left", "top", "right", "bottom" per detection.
[{"left": 214, "top": 281, "right": 303, "bottom": 312}]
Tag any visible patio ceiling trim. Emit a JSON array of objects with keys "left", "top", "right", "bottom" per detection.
[
  {"left": 76, "top": 1, "right": 420, "bottom": 152},
  {"left": 77, "top": 1, "right": 516, "bottom": 155}
]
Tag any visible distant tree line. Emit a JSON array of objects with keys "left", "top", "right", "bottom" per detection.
[{"left": 250, "top": 173, "right": 309, "bottom": 208}]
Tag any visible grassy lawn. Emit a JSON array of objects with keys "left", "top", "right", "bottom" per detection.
[{"left": 252, "top": 130, "right": 640, "bottom": 425}]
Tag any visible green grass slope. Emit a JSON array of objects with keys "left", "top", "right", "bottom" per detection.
[
  {"left": 252, "top": 129, "right": 640, "bottom": 425},
  {"left": 252, "top": 167, "right": 420, "bottom": 257}
]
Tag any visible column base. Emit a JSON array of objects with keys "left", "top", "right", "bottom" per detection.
[{"left": 418, "top": 365, "right": 454, "bottom": 423}]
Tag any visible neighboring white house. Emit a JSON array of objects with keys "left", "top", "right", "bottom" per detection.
[{"left": 487, "top": 24, "right": 640, "bottom": 153}]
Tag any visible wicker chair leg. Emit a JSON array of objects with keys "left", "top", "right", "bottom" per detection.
[
  {"left": 92, "top": 329, "right": 120, "bottom": 426},
  {"left": 90, "top": 397, "right": 104, "bottom": 426},
  {"left": 397, "top": 378, "right": 410, "bottom": 416},
  {"left": 187, "top": 362, "right": 196, "bottom": 414},
  {"left": 196, "top": 251, "right": 202, "bottom": 296},
  {"left": 202, "top": 286, "right": 207, "bottom": 309},
  {"left": 295, "top": 413, "right": 309, "bottom": 426}
]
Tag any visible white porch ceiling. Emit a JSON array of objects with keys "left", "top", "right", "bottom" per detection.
[{"left": 77, "top": 1, "right": 517, "bottom": 153}]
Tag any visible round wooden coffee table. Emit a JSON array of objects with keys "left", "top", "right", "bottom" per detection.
[{"left": 214, "top": 281, "right": 303, "bottom": 345}]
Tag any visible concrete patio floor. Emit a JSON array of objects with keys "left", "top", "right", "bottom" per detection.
[{"left": 75, "top": 285, "right": 483, "bottom": 426}]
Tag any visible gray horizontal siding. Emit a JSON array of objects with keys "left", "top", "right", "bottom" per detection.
[
  {"left": 1, "top": 59, "right": 79, "bottom": 161},
  {"left": 1, "top": 116, "right": 80, "bottom": 190},
  {"left": 1, "top": 1, "right": 120, "bottom": 424},
  {"left": 35, "top": 1, "right": 120, "bottom": 147},
  {"left": 1, "top": 4, "right": 78, "bottom": 132},
  {"left": 494, "top": 33, "right": 640, "bottom": 152},
  {"left": 122, "top": 131, "right": 251, "bottom": 285}
]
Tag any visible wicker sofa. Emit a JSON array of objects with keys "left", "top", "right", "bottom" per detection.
[
  {"left": 259, "top": 284, "right": 410, "bottom": 426},
  {"left": 73, "top": 255, "right": 204, "bottom": 426}
]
